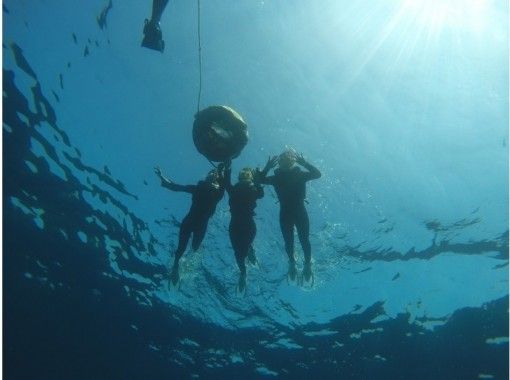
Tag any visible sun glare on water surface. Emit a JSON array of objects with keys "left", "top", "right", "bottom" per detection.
[{"left": 400, "top": 0, "right": 489, "bottom": 32}]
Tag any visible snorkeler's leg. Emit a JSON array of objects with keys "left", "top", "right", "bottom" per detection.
[
  {"left": 229, "top": 224, "right": 244, "bottom": 272},
  {"left": 142, "top": 0, "right": 168, "bottom": 52},
  {"left": 247, "top": 245, "right": 257, "bottom": 266},
  {"left": 246, "top": 221, "right": 257, "bottom": 266},
  {"left": 234, "top": 247, "right": 247, "bottom": 291},
  {"left": 230, "top": 220, "right": 255, "bottom": 292},
  {"left": 280, "top": 209, "right": 297, "bottom": 280},
  {"left": 296, "top": 206, "right": 312, "bottom": 282},
  {"left": 296, "top": 206, "right": 311, "bottom": 263},
  {"left": 191, "top": 218, "right": 209, "bottom": 251},
  {"left": 229, "top": 224, "right": 247, "bottom": 292},
  {"left": 171, "top": 215, "right": 193, "bottom": 285},
  {"left": 151, "top": 0, "right": 169, "bottom": 23},
  {"left": 280, "top": 209, "right": 295, "bottom": 261},
  {"left": 174, "top": 216, "right": 193, "bottom": 264}
]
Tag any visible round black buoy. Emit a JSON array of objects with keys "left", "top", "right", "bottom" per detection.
[{"left": 192, "top": 105, "right": 248, "bottom": 162}]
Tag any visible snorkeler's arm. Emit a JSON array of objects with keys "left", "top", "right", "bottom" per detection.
[
  {"left": 303, "top": 162, "right": 321, "bottom": 180},
  {"left": 154, "top": 167, "right": 195, "bottom": 193},
  {"left": 257, "top": 172, "right": 275, "bottom": 185},
  {"left": 163, "top": 182, "right": 195, "bottom": 193},
  {"left": 224, "top": 166, "right": 233, "bottom": 194},
  {"left": 255, "top": 184, "right": 264, "bottom": 199},
  {"left": 296, "top": 154, "right": 321, "bottom": 180},
  {"left": 257, "top": 156, "right": 278, "bottom": 184}
]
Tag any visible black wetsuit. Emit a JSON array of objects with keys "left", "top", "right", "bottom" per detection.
[
  {"left": 260, "top": 163, "right": 321, "bottom": 263},
  {"left": 225, "top": 170, "right": 264, "bottom": 275},
  {"left": 164, "top": 179, "right": 224, "bottom": 263},
  {"left": 142, "top": 0, "right": 169, "bottom": 52},
  {"left": 151, "top": 0, "right": 169, "bottom": 23}
]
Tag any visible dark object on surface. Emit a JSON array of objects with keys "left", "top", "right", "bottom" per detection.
[
  {"left": 193, "top": 106, "right": 248, "bottom": 162},
  {"left": 97, "top": 0, "right": 113, "bottom": 30},
  {"left": 141, "top": 19, "right": 164, "bottom": 52},
  {"left": 52, "top": 91, "right": 60, "bottom": 103},
  {"left": 141, "top": 0, "right": 168, "bottom": 53},
  {"left": 10, "top": 43, "right": 37, "bottom": 79}
]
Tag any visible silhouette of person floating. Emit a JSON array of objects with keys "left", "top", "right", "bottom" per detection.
[
  {"left": 258, "top": 149, "right": 321, "bottom": 283},
  {"left": 142, "top": 0, "right": 169, "bottom": 52},
  {"left": 155, "top": 165, "right": 226, "bottom": 285},
  {"left": 225, "top": 163, "right": 264, "bottom": 293}
]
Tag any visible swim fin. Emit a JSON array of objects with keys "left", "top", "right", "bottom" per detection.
[{"left": 141, "top": 19, "right": 165, "bottom": 53}]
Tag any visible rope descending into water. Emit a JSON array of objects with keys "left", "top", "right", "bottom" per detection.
[
  {"left": 197, "top": 0, "right": 202, "bottom": 114},
  {"left": 197, "top": 0, "right": 217, "bottom": 169}
]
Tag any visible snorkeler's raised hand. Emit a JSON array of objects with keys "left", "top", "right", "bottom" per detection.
[
  {"left": 296, "top": 153, "right": 307, "bottom": 166},
  {"left": 154, "top": 166, "right": 171, "bottom": 186},
  {"left": 264, "top": 156, "right": 278, "bottom": 172}
]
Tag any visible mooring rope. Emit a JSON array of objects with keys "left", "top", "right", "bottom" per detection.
[
  {"left": 197, "top": 0, "right": 217, "bottom": 169},
  {"left": 197, "top": 0, "right": 220, "bottom": 170},
  {"left": 197, "top": 0, "right": 202, "bottom": 114}
]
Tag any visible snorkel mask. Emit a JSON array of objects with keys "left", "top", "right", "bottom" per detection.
[
  {"left": 238, "top": 168, "right": 254, "bottom": 183},
  {"left": 278, "top": 149, "right": 296, "bottom": 170}
]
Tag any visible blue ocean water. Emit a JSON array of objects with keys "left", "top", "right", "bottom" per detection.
[{"left": 3, "top": 0, "right": 508, "bottom": 378}]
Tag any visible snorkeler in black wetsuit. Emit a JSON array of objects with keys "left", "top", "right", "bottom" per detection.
[
  {"left": 155, "top": 165, "right": 225, "bottom": 285},
  {"left": 225, "top": 163, "right": 264, "bottom": 293},
  {"left": 258, "top": 149, "right": 321, "bottom": 283},
  {"left": 142, "top": 0, "right": 169, "bottom": 52}
]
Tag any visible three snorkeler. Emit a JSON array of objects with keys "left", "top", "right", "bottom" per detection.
[{"left": 156, "top": 149, "right": 321, "bottom": 292}]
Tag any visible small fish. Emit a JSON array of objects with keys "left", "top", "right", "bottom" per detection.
[
  {"left": 492, "top": 262, "right": 508, "bottom": 270},
  {"left": 51, "top": 91, "right": 60, "bottom": 103},
  {"left": 97, "top": 0, "right": 113, "bottom": 30}
]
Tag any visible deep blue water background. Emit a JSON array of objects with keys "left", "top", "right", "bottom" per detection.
[{"left": 3, "top": 0, "right": 509, "bottom": 379}]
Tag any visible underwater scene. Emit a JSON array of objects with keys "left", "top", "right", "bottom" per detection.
[{"left": 3, "top": 0, "right": 509, "bottom": 379}]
